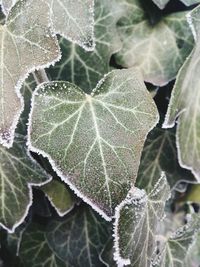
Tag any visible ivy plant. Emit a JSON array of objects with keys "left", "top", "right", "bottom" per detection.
[{"left": 0, "top": 0, "right": 200, "bottom": 267}]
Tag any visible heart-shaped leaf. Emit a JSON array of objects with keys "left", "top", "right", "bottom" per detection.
[{"left": 28, "top": 68, "right": 159, "bottom": 219}]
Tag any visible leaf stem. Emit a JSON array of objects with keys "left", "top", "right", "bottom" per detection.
[{"left": 33, "top": 69, "right": 49, "bottom": 85}]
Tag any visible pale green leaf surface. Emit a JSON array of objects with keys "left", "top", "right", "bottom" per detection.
[
  {"left": 115, "top": 0, "right": 194, "bottom": 86},
  {"left": 136, "top": 125, "right": 195, "bottom": 193},
  {"left": 46, "top": 0, "right": 94, "bottom": 51},
  {"left": 41, "top": 180, "right": 75, "bottom": 216},
  {"left": 46, "top": 205, "right": 111, "bottom": 267},
  {"left": 19, "top": 223, "right": 67, "bottom": 267},
  {"left": 153, "top": 215, "right": 200, "bottom": 267},
  {"left": 0, "top": 0, "right": 16, "bottom": 15},
  {"left": 28, "top": 68, "right": 159, "bottom": 219},
  {"left": 184, "top": 232, "right": 200, "bottom": 267},
  {"left": 114, "top": 174, "right": 170, "bottom": 267},
  {"left": 163, "top": 6, "right": 200, "bottom": 181},
  {"left": 0, "top": 0, "right": 60, "bottom": 148},
  {"left": 47, "top": 0, "right": 125, "bottom": 93},
  {"left": 0, "top": 135, "right": 51, "bottom": 232}
]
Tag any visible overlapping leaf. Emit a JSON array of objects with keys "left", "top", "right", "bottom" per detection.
[
  {"left": 28, "top": 68, "right": 159, "bottom": 219},
  {"left": 46, "top": 205, "right": 111, "bottom": 267},
  {"left": 152, "top": 0, "right": 200, "bottom": 9},
  {"left": 163, "top": 5, "right": 200, "bottom": 181},
  {"left": 0, "top": 0, "right": 16, "bottom": 15},
  {"left": 0, "top": 135, "right": 51, "bottom": 232},
  {"left": 136, "top": 125, "right": 195, "bottom": 192},
  {"left": 114, "top": 174, "right": 170, "bottom": 267},
  {"left": 0, "top": 0, "right": 60, "bottom": 147},
  {"left": 19, "top": 224, "right": 67, "bottom": 267},
  {"left": 46, "top": 0, "right": 94, "bottom": 51},
  {"left": 47, "top": 0, "right": 125, "bottom": 93},
  {"left": 153, "top": 215, "right": 200, "bottom": 267},
  {"left": 115, "top": 0, "right": 194, "bottom": 86},
  {"left": 41, "top": 180, "right": 75, "bottom": 216}
]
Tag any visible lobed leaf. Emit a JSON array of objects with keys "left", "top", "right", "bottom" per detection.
[
  {"left": 113, "top": 173, "right": 170, "bottom": 266},
  {"left": 115, "top": 0, "right": 194, "bottom": 86},
  {"left": 163, "top": 5, "right": 200, "bottom": 181},
  {"left": 0, "top": 0, "right": 60, "bottom": 147},
  {"left": 46, "top": 205, "right": 111, "bottom": 267},
  {"left": 47, "top": 0, "right": 125, "bottom": 93},
  {"left": 28, "top": 68, "right": 159, "bottom": 219},
  {"left": 46, "top": 0, "right": 95, "bottom": 51}
]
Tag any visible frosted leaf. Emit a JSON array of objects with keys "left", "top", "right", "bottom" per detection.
[
  {"left": 47, "top": 0, "right": 125, "bottom": 93},
  {"left": 136, "top": 125, "right": 195, "bottom": 193},
  {"left": 45, "top": 205, "right": 111, "bottom": 267},
  {"left": 163, "top": 5, "right": 200, "bottom": 182},
  {"left": 114, "top": 173, "right": 170, "bottom": 267},
  {"left": 153, "top": 215, "right": 200, "bottom": 267},
  {"left": 0, "top": 135, "right": 51, "bottom": 233},
  {"left": 28, "top": 68, "right": 159, "bottom": 219},
  {"left": 0, "top": 0, "right": 17, "bottom": 15},
  {"left": 41, "top": 179, "right": 75, "bottom": 216},
  {"left": 46, "top": 0, "right": 95, "bottom": 51},
  {"left": 152, "top": 0, "right": 200, "bottom": 9},
  {"left": 115, "top": 0, "right": 194, "bottom": 86},
  {"left": 184, "top": 232, "right": 200, "bottom": 267},
  {"left": 0, "top": 0, "right": 60, "bottom": 148}
]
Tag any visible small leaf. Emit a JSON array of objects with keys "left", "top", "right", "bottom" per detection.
[
  {"left": 114, "top": 173, "right": 170, "bottom": 267},
  {"left": 115, "top": 0, "right": 194, "bottom": 86},
  {"left": 46, "top": 205, "right": 111, "bottom": 267},
  {"left": 163, "top": 5, "right": 200, "bottom": 181},
  {"left": 0, "top": 135, "right": 51, "bottom": 232},
  {"left": 136, "top": 125, "right": 195, "bottom": 193},
  {"left": 46, "top": 0, "right": 94, "bottom": 51},
  {"left": 47, "top": 0, "right": 125, "bottom": 93},
  {"left": 19, "top": 223, "right": 67, "bottom": 267},
  {"left": 153, "top": 215, "right": 200, "bottom": 267},
  {"left": 28, "top": 68, "right": 159, "bottom": 219},
  {"left": 41, "top": 180, "right": 75, "bottom": 216},
  {"left": 0, "top": 0, "right": 60, "bottom": 147}
]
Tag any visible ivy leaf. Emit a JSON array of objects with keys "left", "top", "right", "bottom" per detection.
[
  {"left": 100, "top": 239, "right": 117, "bottom": 267},
  {"left": 163, "top": 6, "right": 200, "bottom": 181},
  {"left": 115, "top": 0, "right": 194, "bottom": 86},
  {"left": 136, "top": 125, "right": 195, "bottom": 193},
  {"left": 113, "top": 173, "right": 170, "bottom": 267},
  {"left": 47, "top": 0, "right": 125, "bottom": 93},
  {"left": 184, "top": 232, "right": 200, "bottom": 267},
  {"left": 152, "top": 0, "right": 200, "bottom": 9},
  {"left": 0, "top": 0, "right": 60, "bottom": 148},
  {"left": 19, "top": 223, "right": 67, "bottom": 267},
  {"left": 46, "top": 205, "right": 111, "bottom": 267},
  {"left": 153, "top": 215, "right": 200, "bottom": 267},
  {"left": 28, "top": 68, "right": 159, "bottom": 219},
  {"left": 0, "top": 135, "right": 51, "bottom": 232},
  {"left": 0, "top": 0, "right": 16, "bottom": 15},
  {"left": 46, "top": 0, "right": 94, "bottom": 51},
  {"left": 41, "top": 180, "right": 75, "bottom": 216}
]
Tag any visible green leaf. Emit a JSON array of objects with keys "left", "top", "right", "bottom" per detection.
[
  {"left": 153, "top": 215, "right": 200, "bottom": 267},
  {"left": 19, "top": 223, "right": 67, "bottom": 267},
  {"left": 0, "top": 0, "right": 16, "bottom": 15},
  {"left": 136, "top": 125, "right": 195, "bottom": 193},
  {"left": 47, "top": 0, "right": 125, "bottom": 93},
  {"left": 184, "top": 232, "right": 200, "bottom": 267},
  {"left": 115, "top": 0, "right": 194, "bottom": 86},
  {"left": 0, "top": 135, "right": 51, "bottom": 232},
  {"left": 46, "top": 0, "right": 94, "bottom": 51},
  {"left": 113, "top": 173, "right": 170, "bottom": 266},
  {"left": 100, "top": 239, "right": 117, "bottom": 267},
  {"left": 41, "top": 180, "right": 75, "bottom": 216},
  {"left": 28, "top": 68, "right": 159, "bottom": 219},
  {"left": 0, "top": 0, "right": 60, "bottom": 148},
  {"left": 163, "top": 5, "right": 200, "bottom": 181},
  {"left": 46, "top": 205, "right": 111, "bottom": 267}
]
